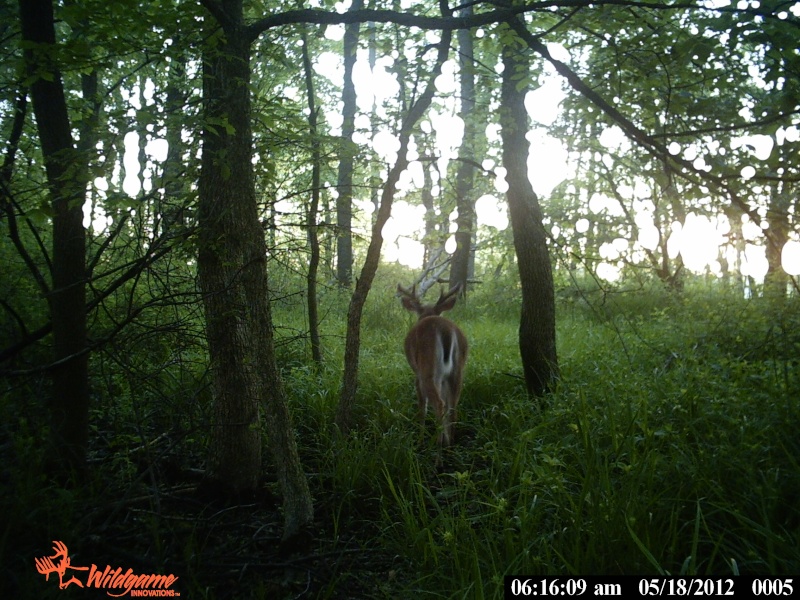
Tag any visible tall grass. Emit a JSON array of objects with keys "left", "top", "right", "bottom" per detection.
[
  {"left": 284, "top": 279, "right": 800, "bottom": 596},
  {"left": 3, "top": 274, "right": 797, "bottom": 598}
]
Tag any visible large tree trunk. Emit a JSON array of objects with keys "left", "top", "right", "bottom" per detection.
[
  {"left": 500, "top": 39, "right": 559, "bottom": 397},
  {"left": 19, "top": 0, "right": 90, "bottom": 477},
  {"left": 198, "top": 0, "right": 312, "bottom": 540}
]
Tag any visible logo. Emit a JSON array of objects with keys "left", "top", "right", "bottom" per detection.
[{"left": 35, "top": 541, "right": 180, "bottom": 597}]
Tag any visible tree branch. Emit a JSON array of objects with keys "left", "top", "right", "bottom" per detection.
[
  {"left": 246, "top": 1, "right": 798, "bottom": 42},
  {"left": 508, "top": 17, "right": 781, "bottom": 246}
]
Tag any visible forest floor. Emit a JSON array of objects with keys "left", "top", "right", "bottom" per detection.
[
  {"left": 4, "top": 445, "right": 406, "bottom": 599},
  {"left": 3, "top": 283, "right": 800, "bottom": 598}
]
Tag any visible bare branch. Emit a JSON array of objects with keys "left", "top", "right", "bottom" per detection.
[{"left": 246, "top": 1, "right": 798, "bottom": 42}]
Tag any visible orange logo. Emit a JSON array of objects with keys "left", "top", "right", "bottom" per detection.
[{"left": 35, "top": 541, "right": 180, "bottom": 597}]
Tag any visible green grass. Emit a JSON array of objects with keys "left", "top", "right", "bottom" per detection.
[
  {"left": 283, "top": 280, "right": 800, "bottom": 595},
  {"left": 3, "top": 278, "right": 799, "bottom": 597}
]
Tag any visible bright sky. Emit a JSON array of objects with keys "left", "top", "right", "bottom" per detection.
[
  {"left": 89, "top": 1, "right": 800, "bottom": 285},
  {"left": 337, "top": 40, "right": 800, "bottom": 282},
  {"left": 598, "top": 125, "right": 800, "bottom": 281},
  {"left": 314, "top": 36, "right": 576, "bottom": 269}
]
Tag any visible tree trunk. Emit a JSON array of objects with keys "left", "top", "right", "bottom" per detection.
[
  {"left": 451, "top": 5, "right": 477, "bottom": 293},
  {"left": 764, "top": 184, "right": 790, "bottom": 298},
  {"left": 160, "top": 45, "right": 187, "bottom": 233},
  {"left": 335, "top": 0, "right": 362, "bottom": 287},
  {"left": 421, "top": 157, "right": 437, "bottom": 265},
  {"left": 301, "top": 30, "right": 323, "bottom": 364},
  {"left": 659, "top": 162, "right": 685, "bottom": 291},
  {"left": 19, "top": 0, "right": 90, "bottom": 477},
  {"left": 336, "top": 29, "right": 452, "bottom": 432},
  {"left": 500, "top": 38, "right": 559, "bottom": 397},
  {"left": 198, "top": 0, "right": 312, "bottom": 540}
]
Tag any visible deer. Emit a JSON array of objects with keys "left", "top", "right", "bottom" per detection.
[{"left": 397, "top": 282, "right": 468, "bottom": 448}]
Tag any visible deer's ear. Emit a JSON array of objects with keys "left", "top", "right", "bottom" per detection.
[
  {"left": 435, "top": 295, "right": 457, "bottom": 313},
  {"left": 397, "top": 284, "right": 421, "bottom": 313},
  {"left": 400, "top": 296, "right": 418, "bottom": 312},
  {"left": 434, "top": 283, "right": 461, "bottom": 313}
]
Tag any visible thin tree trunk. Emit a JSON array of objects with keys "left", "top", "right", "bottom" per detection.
[
  {"left": 765, "top": 186, "right": 789, "bottom": 298},
  {"left": 367, "top": 15, "right": 380, "bottom": 216},
  {"left": 336, "top": 29, "right": 452, "bottom": 432},
  {"left": 421, "top": 157, "right": 437, "bottom": 265},
  {"left": 301, "top": 30, "right": 323, "bottom": 364},
  {"left": 335, "top": 0, "right": 362, "bottom": 287},
  {"left": 500, "top": 36, "right": 559, "bottom": 397},
  {"left": 19, "top": 0, "right": 90, "bottom": 477},
  {"left": 451, "top": 5, "right": 477, "bottom": 293},
  {"left": 160, "top": 44, "right": 187, "bottom": 233},
  {"left": 660, "top": 162, "right": 685, "bottom": 290}
]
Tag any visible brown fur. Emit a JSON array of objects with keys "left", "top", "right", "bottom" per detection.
[{"left": 397, "top": 284, "right": 468, "bottom": 447}]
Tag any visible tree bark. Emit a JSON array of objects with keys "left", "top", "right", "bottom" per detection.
[
  {"left": 160, "top": 45, "right": 187, "bottom": 233},
  {"left": 335, "top": 0, "right": 362, "bottom": 287},
  {"left": 451, "top": 5, "right": 477, "bottom": 293},
  {"left": 301, "top": 30, "right": 323, "bottom": 364},
  {"left": 19, "top": 0, "right": 90, "bottom": 477},
  {"left": 500, "top": 36, "right": 559, "bottom": 397},
  {"left": 764, "top": 184, "right": 790, "bottom": 298},
  {"left": 421, "top": 157, "right": 437, "bottom": 265},
  {"left": 659, "top": 162, "right": 686, "bottom": 291},
  {"left": 198, "top": 0, "right": 312, "bottom": 539}
]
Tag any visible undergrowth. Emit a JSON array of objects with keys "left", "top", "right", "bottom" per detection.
[
  {"left": 287, "top": 280, "right": 800, "bottom": 595},
  {"left": 2, "top": 279, "right": 798, "bottom": 598}
]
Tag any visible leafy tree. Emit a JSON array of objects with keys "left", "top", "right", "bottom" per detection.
[
  {"left": 538, "top": 2, "right": 799, "bottom": 293},
  {"left": 18, "top": 0, "right": 91, "bottom": 476},
  {"left": 501, "top": 19, "right": 559, "bottom": 396},
  {"left": 196, "top": 0, "right": 313, "bottom": 539}
]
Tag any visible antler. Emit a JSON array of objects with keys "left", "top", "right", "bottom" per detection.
[
  {"left": 396, "top": 283, "right": 421, "bottom": 313},
  {"left": 50, "top": 541, "right": 69, "bottom": 560},
  {"left": 396, "top": 283, "right": 417, "bottom": 300},
  {"left": 398, "top": 282, "right": 463, "bottom": 318},
  {"left": 35, "top": 555, "right": 58, "bottom": 577}
]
